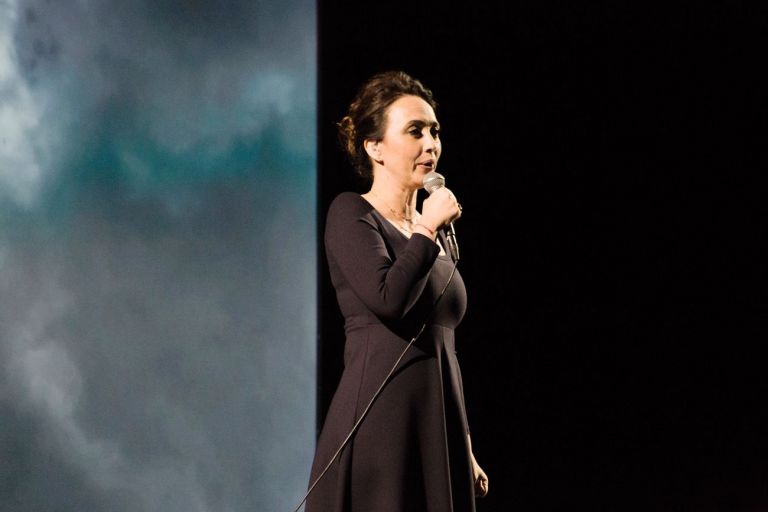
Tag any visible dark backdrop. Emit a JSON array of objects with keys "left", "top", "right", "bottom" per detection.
[{"left": 318, "top": 2, "right": 766, "bottom": 510}]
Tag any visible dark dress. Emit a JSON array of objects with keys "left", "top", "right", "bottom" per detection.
[{"left": 306, "top": 192, "right": 475, "bottom": 512}]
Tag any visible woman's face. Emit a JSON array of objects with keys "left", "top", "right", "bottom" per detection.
[{"left": 372, "top": 94, "right": 441, "bottom": 189}]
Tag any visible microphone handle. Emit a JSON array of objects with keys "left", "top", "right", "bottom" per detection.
[{"left": 444, "top": 222, "right": 460, "bottom": 262}]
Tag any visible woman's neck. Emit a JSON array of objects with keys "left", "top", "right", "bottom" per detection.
[{"left": 367, "top": 182, "right": 418, "bottom": 221}]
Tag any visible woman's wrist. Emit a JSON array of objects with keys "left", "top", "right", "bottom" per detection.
[{"left": 412, "top": 222, "right": 437, "bottom": 239}]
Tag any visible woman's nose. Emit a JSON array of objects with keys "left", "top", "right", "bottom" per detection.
[{"left": 424, "top": 133, "right": 439, "bottom": 153}]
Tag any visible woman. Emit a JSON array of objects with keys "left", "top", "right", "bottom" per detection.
[{"left": 306, "top": 71, "right": 488, "bottom": 511}]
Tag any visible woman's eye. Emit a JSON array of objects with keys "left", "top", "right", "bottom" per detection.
[
  {"left": 409, "top": 129, "right": 422, "bottom": 138},
  {"left": 431, "top": 128, "right": 440, "bottom": 138}
]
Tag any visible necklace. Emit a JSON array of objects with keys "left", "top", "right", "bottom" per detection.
[{"left": 369, "top": 190, "right": 414, "bottom": 222}]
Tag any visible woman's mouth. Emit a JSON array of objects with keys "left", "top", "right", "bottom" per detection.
[{"left": 417, "top": 160, "right": 435, "bottom": 170}]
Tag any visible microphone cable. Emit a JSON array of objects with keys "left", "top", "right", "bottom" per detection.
[{"left": 292, "top": 259, "right": 459, "bottom": 512}]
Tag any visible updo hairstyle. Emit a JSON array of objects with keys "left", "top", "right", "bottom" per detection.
[{"left": 337, "top": 71, "right": 437, "bottom": 183}]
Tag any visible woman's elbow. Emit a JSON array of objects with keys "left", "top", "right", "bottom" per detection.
[{"left": 367, "top": 292, "right": 409, "bottom": 321}]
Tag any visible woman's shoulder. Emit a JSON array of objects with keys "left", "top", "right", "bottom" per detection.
[
  {"left": 327, "top": 191, "right": 374, "bottom": 219},
  {"left": 325, "top": 192, "right": 379, "bottom": 239}
]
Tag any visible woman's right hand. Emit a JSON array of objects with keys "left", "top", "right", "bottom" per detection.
[{"left": 419, "top": 187, "right": 462, "bottom": 233}]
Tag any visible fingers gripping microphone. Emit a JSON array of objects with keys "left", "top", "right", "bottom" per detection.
[{"left": 422, "top": 171, "right": 460, "bottom": 262}]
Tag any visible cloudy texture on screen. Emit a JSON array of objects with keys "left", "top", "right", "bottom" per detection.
[{"left": 1, "top": 1, "right": 316, "bottom": 511}]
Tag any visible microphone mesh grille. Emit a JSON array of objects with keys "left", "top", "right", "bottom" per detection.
[{"left": 422, "top": 171, "right": 445, "bottom": 194}]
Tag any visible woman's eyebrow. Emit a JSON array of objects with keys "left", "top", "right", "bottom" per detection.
[{"left": 405, "top": 119, "right": 440, "bottom": 129}]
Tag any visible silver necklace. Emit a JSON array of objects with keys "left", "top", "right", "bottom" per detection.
[{"left": 369, "top": 190, "right": 414, "bottom": 223}]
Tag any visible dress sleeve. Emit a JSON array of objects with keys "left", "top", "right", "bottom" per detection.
[{"left": 325, "top": 193, "right": 440, "bottom": 321}]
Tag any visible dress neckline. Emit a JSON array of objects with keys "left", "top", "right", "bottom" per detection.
[{"left": 360, "top": 194, "right": 449, "bottom": 258}]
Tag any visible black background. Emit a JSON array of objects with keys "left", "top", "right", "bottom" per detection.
[{"left": 317, "top": 2, "right": 766, "bottom": 510}]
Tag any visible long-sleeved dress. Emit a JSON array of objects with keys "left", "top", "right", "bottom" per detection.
[{"left": 306, "top": 192, "right": 475, "bottom": 512}]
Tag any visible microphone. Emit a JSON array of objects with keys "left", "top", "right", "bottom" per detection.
[{"left": 422, "top": 171, "right": 460, "bottom": 262}]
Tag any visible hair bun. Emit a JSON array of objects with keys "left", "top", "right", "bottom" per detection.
[{"left": 337, "top": 115, "right": 357, "bottom": 156}]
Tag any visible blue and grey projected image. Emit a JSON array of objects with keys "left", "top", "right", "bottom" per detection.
[{"left": 0, "top": 1, "right": 316, "bottom": 511}]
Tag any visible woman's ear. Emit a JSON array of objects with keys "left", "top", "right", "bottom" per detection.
[{"left": 364, "top": 139, "right": 382, "bottom": 164}]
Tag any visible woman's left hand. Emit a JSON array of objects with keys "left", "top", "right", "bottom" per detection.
[{"left": 471, "top": 451, "right": 489, "bottom": 497}]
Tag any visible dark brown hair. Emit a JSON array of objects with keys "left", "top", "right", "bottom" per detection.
[{"left": 338, "top": 71, "right": 437, "bottom": 183}]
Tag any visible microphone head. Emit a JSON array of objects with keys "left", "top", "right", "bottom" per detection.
[{"left": 422, "top": 171, "right": 445, "bottom": 194}]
